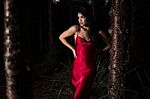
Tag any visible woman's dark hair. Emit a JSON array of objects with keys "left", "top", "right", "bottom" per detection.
[
  {"left": 76, "top": 4, "right": 94, "bottom": 26},
  {"left": 77, "top": 6, "right": 93, "bottom": 24},
  {"left": 73, "top": 3, "right": 108, "bottom": 48},
  {"left": 78, "top": 4, "right": 99, "bottom": 39}
]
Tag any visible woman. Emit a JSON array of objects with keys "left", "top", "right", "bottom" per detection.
[{"left": 59, "top": 5, "right": 111, "bottom": 99}]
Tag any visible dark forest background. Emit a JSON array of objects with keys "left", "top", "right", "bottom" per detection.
[{"left": 0, "top": 0, "right": 150, "bottom": 99}]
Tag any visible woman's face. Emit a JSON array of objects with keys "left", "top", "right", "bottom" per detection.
[{"left": 78, "top": 12, "right": 87, "bottom": 26}]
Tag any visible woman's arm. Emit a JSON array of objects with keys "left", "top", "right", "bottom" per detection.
[
  {"left": 59, "top": 25, "right": 78, "bottom": 57},
  {"left": 99, "top": 30, "right": 111, "bottom": 52}
]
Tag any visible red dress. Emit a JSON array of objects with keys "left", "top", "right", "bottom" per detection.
[{"left": 71, "top": 35, "right": 96, "bottom": 99}]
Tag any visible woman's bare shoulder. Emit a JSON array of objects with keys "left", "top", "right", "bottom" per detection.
[{"left": 69, "top": 25, "right": 80, "bottom": 31}]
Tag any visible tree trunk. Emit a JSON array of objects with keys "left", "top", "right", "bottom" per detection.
[
  {"left": 47, "top": 0, "right": 56, "bottom": 64},
  {"left": 3, "top": 0, "right": 18, "bottom": 98},
  {"left": 108, "top": 0, "right": 124, "bottom": 99}
]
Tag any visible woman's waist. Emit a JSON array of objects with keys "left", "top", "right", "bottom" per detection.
[{"left": 74, "top": 56, "right": 95, "bottom": 62}]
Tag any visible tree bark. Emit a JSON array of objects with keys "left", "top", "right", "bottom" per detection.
[
  {"left": 4, "top": 0, "right": 17, "bottom": 98},
  {"left": 48, "top": 0, "right": 56, "bottom": 63},
  {"left": 108, "top": 0, "right": 123, "bottom": 99}
]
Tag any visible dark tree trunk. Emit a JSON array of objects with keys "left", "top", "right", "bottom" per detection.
[
  {"left": 45, "top": 0, "right": 57, "bottom": 71},
  {"left": 108, "top": 0, "right": 124, "bottom": 98},
  {"left": 48, "top": 0, "right": 56, "bottom": 60},
  {"left": 3, "top": 0, "right": 18, "bottom": 98}
]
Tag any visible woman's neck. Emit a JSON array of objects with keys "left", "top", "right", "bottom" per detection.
[{"left": 80, "top": 25, "right": 89, "bottom": 31}]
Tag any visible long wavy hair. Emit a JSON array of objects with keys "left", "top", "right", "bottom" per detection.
[{"left": 75, "top": 4, "right": 99, "bottom": 42}]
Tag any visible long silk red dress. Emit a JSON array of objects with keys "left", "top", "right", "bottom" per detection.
[{"left": 71, "top": 35, "right": 96, "bottom": 99}]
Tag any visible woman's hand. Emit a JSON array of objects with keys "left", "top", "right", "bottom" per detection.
[
  {"left": 72, "top": 49, "right": 77, "bottom": 58},
  {"left": 99, "top": 30, "right": 111, "bottom": 52},
  {"left": 59, "top": 25, "right": 79, "bottom": 54}
]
